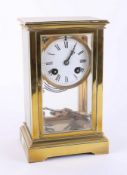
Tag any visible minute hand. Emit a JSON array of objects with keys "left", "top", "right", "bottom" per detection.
[{"left": 64, "top": 43, "right": 77, "bottom": 65}]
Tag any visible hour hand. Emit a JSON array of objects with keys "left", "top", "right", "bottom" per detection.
[{"left": 64, "top": 42, "right": 77, "bottom": 65}]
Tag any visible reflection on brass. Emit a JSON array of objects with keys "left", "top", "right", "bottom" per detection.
[
  {"left": 79, "top": 81, "right": 87, "bottom": 112},
  {"left": 43, "top": 107, "right": 91, "bottom": 133},
  {"left": 78, "top": 35, "right": 88, "bottom": 113}
]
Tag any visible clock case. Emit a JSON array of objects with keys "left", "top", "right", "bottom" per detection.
[{"left": 19, "top": 17, "right": 109, "bottom": 163}]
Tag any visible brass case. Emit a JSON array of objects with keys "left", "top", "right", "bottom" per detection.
[{"left": 19, "top": 17, "right": 109, "bottom": 163}]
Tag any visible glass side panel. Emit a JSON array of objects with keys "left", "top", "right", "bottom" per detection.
[
  {"left": 41, "top": 33, "right": 93, "bottom": 134},
  {"left": 22, "top": 29, "right": 32, "bottom": 133}
]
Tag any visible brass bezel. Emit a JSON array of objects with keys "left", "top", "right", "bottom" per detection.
[{"left": 41, "top": 35, "right": 91, "bottom": 90}]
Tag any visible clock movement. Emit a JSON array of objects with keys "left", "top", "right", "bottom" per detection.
[{"left": 19, "top": 17, "right": 109, "bottom": 162}]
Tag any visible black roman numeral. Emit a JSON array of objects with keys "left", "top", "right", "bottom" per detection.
[
  {"left": 73, "top": 74, "right": 77, "bottom": 79},
  {"left": 64, "top": 36, "right": 68, "bottom": 48},
  {"left": 65, "top": 76, "right": 68, "bottom": 82},
  {"left": 48, "top": 69, "right": 52, "bottom": 75},
  {"left": 80, "top": 59, "right": 86, "bottom": 63},
  {"left": 78, "top": 50, "right": 84, "bottom": 55},
  {"left": 46, "top": 62, "right": 53, "bottom": 65},
  {"left": 55, "top": 44, "right": 61, "bottom": 51},
  {"left": 64, "top": 41, "right": 68, "bottom": 48},
  {"left": 80, "top": 68, "right": 84, "bottom": 72},
  {"left": 48, "top": 52, "right": 55, "bottom": 55},
  {"left": 55, "top": 74, "right": 61, "bottom": 81}
]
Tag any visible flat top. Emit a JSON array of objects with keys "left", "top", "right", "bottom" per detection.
[{"left": 18, "top": 17, "right": 109, "bottom": 25}]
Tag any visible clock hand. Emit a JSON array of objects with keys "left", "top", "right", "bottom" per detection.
[{"left": 64, "top": 42, "right": 77, "bottom": 65}]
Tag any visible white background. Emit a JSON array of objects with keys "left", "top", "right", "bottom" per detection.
[{"left": 0, "top": 0, "right": 127, "bottom": 174}]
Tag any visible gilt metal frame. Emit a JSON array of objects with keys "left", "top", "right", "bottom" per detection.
[{"left": 19, "top": 18, "right": 109, "bottom": 162}]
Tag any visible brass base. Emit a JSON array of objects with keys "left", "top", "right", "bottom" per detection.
[{"left": 20, "top": 124, "right": 109, "bottom": 163}]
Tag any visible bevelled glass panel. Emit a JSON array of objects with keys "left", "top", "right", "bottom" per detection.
[{"left": 41, "top": 33, "right": 93, "bottom": 134}]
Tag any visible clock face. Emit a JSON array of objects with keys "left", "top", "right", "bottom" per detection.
[{"left": 41, "top": 36, "right": 91, "bottom": 89}]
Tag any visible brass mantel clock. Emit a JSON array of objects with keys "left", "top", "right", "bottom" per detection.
[{"left": 19, "top": 17, "right": 109, "bottom": 163}]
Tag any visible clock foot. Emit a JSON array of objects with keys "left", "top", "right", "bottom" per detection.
[
  {"left": 91, "top": 147, "right": 109, "bottom": 155},
  {"left": 20, "top": 123, "right": 109, "bottom": 163}
]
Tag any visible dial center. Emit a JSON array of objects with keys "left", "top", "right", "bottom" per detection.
[{"left": 64, "top": 60, "right": 69, "bottom": 65}]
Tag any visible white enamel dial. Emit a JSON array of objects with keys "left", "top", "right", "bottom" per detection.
[{"left": 41, "top": 36, "right": 90, "bottom": 88}]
